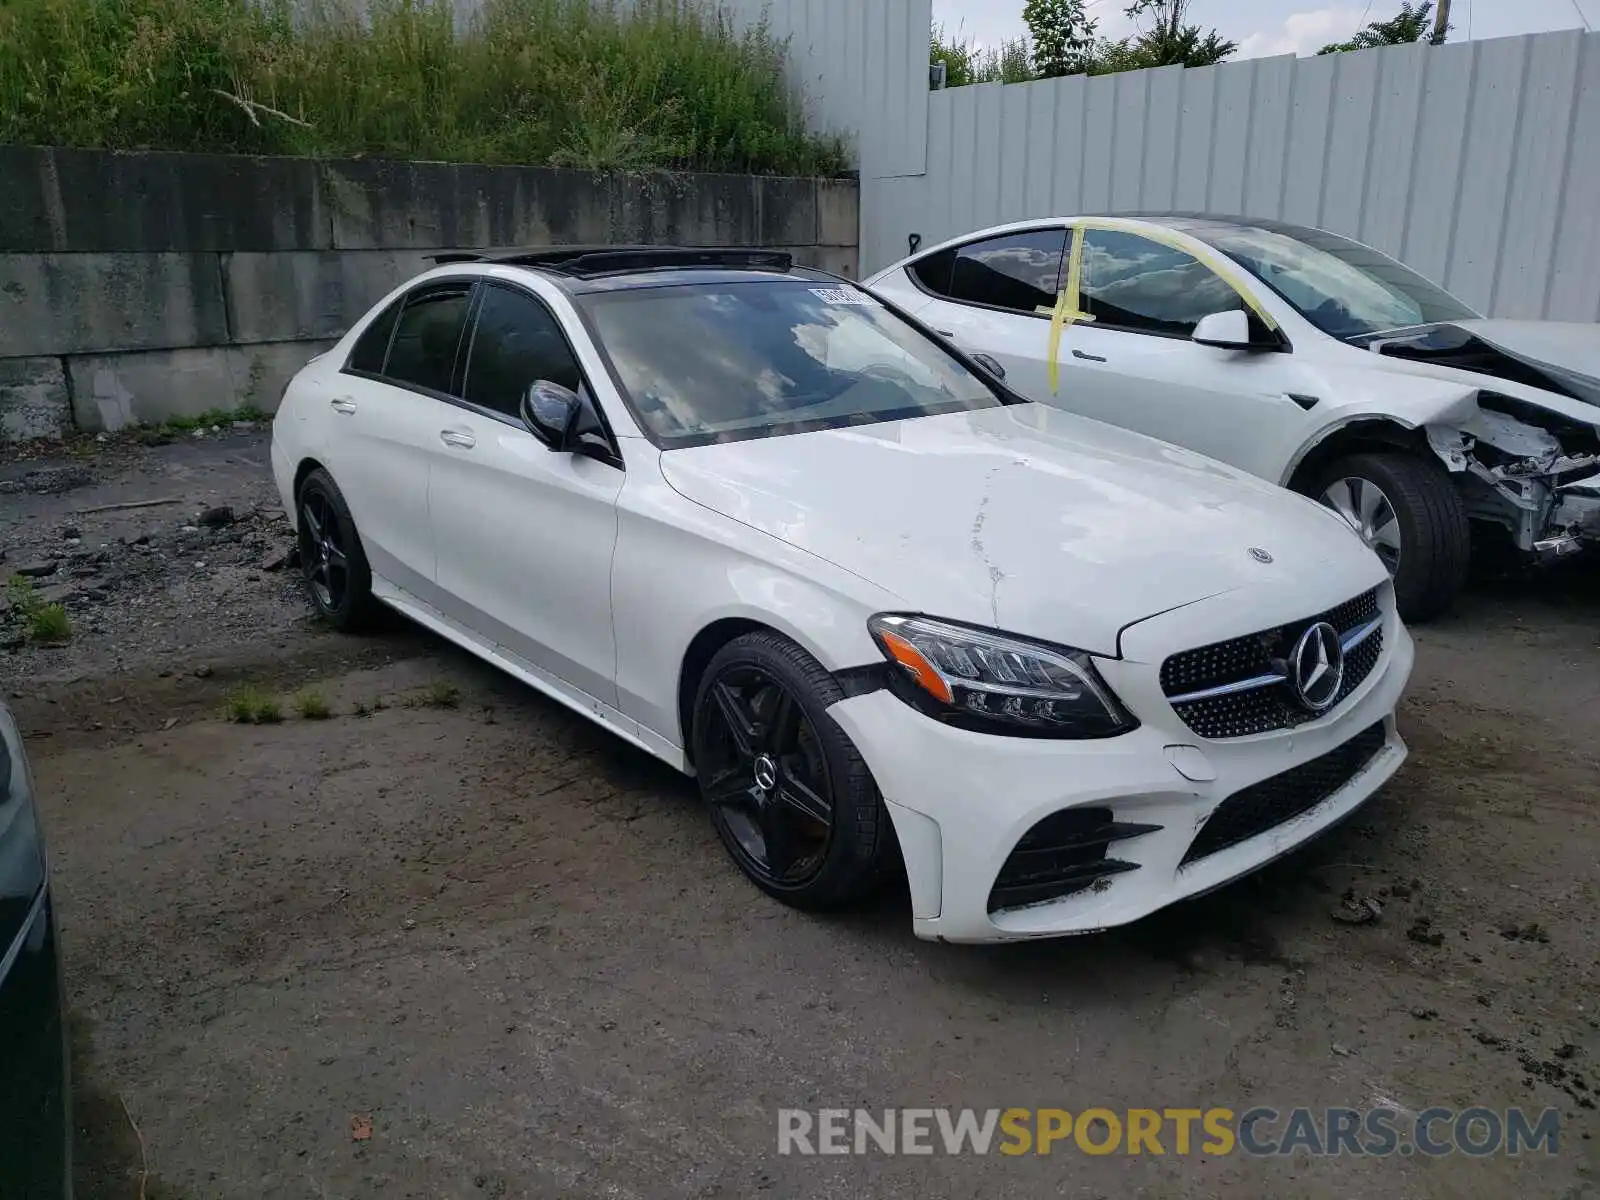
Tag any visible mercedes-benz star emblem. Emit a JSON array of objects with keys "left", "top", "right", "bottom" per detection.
[
  {"left": 753, "top": 754, "right": 778, "bottom": 792},
  {"left": 1290, "top": 621, "right": 1345, "bottom": 712},
  {"left": 1248, "top": 547, "right": 1274, "bottom": 564}
]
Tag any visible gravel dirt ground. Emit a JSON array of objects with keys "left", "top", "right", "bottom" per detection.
[{"left": 4, "top": 432, "right": 1597, "bottom": 1199}]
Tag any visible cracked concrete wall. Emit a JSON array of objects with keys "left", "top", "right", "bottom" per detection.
[{"left": 0, "top": 148, "right": 860, "bottom": 439}]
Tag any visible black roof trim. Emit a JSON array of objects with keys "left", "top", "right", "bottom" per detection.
[{"left": 425, "top": 246, "right": 795, "bottom": 278}]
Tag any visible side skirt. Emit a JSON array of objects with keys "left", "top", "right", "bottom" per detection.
[{"left": 371, "top": 575, "right": 690, "bottom": 774}]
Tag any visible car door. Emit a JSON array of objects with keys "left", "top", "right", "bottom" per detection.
[
  {"left": 427, "top": 280, "right": 626, "bottom": 711},
  {"left": 903, "top": 227, "right": 1070, "bottom": 400},
  {"left": 324, "top": 281, "right": 474, "bottom": 600},
  {"left": 1050, "top": 226, "right": 1319, "bottom": 481}
]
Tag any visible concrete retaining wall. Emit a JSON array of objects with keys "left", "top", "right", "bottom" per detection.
[{"left": 0, "top": 147, "right": 860, "bottom": 440}]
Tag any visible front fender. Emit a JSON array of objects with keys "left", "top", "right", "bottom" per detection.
[
  {"left": 610, "top": 467, "right": 897, "bottom": 753},
  {"left": 1279, "top": 372, "right": 1480, "bottom": 485}
]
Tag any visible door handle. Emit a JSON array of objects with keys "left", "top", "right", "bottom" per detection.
[
  {"left": 1071, "top": 349, "right": 1107, "bottom": 363},
  {"left": 439, "top": 430, "right": 476, "bottom": 449},
  {"left": 330, "top": 397, "right": 358, "bottom": 415},
  {"left": 933, "top": 328, "right": 955, "bottom": 337}
]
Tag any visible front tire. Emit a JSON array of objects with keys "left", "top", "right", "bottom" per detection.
[
  {"left": 691, "top": 632, "right": 892, "bottom": 911},
  {"left": 296, "top": 467, "right": 378, "bottom": 632},
  {"left": 1308, "top": 451, "right": 1470, "bottom": 622}
]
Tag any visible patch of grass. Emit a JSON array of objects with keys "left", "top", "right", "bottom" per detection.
[
  {"left": 0, "top": 0, "right": 849, "bottom": 175},
  {"left": 118, "top": 405, "right": 265, "bottom": 447},
  {"left": 224, "top": 686, "right": 264, "bottom": 723},
  {"left": 223, "top": 685, "right": 282, "bottom": 724},
  {"left": 294, "top": 689, "right": 332, "bottom": 720},
  {"left": 7, "top": 576, "right": 72, "bottom": 644},
  {"left": 424, "top": 682, "right": 461, "bottom": 709},
  {"left": 26, "top": 602, "right": 72, "bottom": 644}
]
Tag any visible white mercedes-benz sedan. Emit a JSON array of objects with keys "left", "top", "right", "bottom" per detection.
[
  {"left": 866, "top": 215, "right": 1600, "bottom": 621},
  {"left": 270, "top": 247, "right": 1413, "bottom": 943}
]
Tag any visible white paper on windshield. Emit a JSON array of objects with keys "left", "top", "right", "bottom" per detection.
[{"left": 809, "top": 286, "right": 881, "bottom": 306}]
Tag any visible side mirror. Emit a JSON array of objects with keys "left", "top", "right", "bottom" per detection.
[
  {"left": 1191, "top": 309, "right": 1254, "bottom": 351},
  {"left": 969, "top": 352, "right": 1007, "bottom": 381},
  {"left": 521, "top": 380, "right": 580, "bottom": 450}
]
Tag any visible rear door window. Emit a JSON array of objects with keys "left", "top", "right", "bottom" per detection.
[
  {"left": 347, "top": 298, "right": 401, "bottom": 375},
  {"left": 948, "top": 230, "right": 1069, "bottom": 315},
  {"left": 908, "top": 247, "right": 957, "bottom": 296},
  {"left": 383, "top": 285, "right": 474, "bottom": 395}
]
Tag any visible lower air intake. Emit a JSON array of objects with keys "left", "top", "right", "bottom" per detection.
[
  {"left": 1181, "top": 722, "right": 1388, "bottom": 866},
  {"left": 988, "top": 807, "right": 1160, "bottom": 913}
]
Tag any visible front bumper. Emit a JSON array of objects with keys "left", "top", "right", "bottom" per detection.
[
  {"left": 828, "top": 609, "right": 1414, "bottom": 944},
  {"left": 0, "top": 889, "right": 71, "bottom": 1198},
  {"left": 270, "top": 433, "right": 297, "bottom": 529}
]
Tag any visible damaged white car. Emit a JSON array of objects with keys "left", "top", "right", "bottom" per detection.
[{"left": 866, "top": 215, "right": 1600, "bottom": 619}]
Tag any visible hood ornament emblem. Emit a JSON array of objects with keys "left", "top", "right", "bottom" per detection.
[{"left": 1248, "top": 547, "right": 1273, "bottom": 564}]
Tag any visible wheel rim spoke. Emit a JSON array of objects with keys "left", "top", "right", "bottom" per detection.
[
  {"left": 762, "top": 686, "right": 800, "bottom": 754},
  {"left": 1371, "top": 515, "right": 1402, "bottom": 553},
  {"left": 1323, "top": 479, "right": 1360, "bottom": 532},
  {"left": 775, "top": 768, "right": 830, "bottom": 825},
  {"left": 711, "top": 681, "right": 758, "bottom": 758},
  {"left": 758, "top": 796, "right": 798, "bottom": 879},
  {"left": 704, "top": 765, "right": 755, "bottom": 810},
  {"left": 1355, "top": 477, "right": 1384, "bottom": 532},
  {"left": 302, "top": 502, "right": 323, "bottom": 542}
]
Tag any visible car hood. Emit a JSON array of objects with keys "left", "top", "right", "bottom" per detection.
[
  {"left": 1373, "top": 320, "right": 1600, "bottom": 409},
  {"left": 659, "top": 405, "right": 1382, "bottom": 656}
]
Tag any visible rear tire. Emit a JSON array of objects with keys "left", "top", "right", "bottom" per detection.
[
  {"left": 691, "top": 631, "right": 892, "bottom": 911},
  {"left": 295, "top": 468, "right": 379, "bottom": 632},
  {"left": 1307, "top": 451, "right": 1470, "bottom": 622}
]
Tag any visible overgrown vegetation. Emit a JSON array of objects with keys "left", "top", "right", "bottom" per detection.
[
  {"left": 939, "top": 0, "right": 1237, "bottom": 88},
  {"left": 931, "top": 23, "right": 1033, "bottom": 86},
  {"left": 131, "top": 405, "right": 265, "bottom": 446},
  {"left": 0, "top": 0, "right": 847, "bottom": 175},
  {"left": 7, "top": 576, "right": 72, "bottom": 645}
]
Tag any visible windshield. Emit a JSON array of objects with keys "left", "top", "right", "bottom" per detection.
[
  {"left": 1188, "top": 223, "right": 1479, "bottom": 342},
  {"left": 580, "top": 280, "right": 1006, "bottom": 446}
]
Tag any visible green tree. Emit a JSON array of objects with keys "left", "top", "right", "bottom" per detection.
[
  {"left": 1079, "top": 0, "right": 1235, "bottom": 75},
  {"left": 1318, "top": 2, "right": 1445, "bottom": 54},
  {"left": 1023, "top": 0, "right": 1098, "bottom": 78},
  {"left": 1114, "top": 0, "right": 1237, "bottom": 68}
]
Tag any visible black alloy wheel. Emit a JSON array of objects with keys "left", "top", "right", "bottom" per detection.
[
  {"left": 692, "top": 632, "right": 892, "bottom": 910},
  {"left": 300, "top": 486, "right": 349, "bottom": 613},
  {"left": 296, "top": 467, "right": 377, "bottom": 631},
  {"left": 699, "top": 665, "right": 834, "bottom": 887}
]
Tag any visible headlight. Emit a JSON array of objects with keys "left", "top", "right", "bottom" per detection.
[{"left": 867, "top": 614, "right": 1136, "bottom": 738}]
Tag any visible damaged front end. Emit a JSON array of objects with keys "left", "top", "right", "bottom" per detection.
[
  {"left": 1370, "top": 322, "right": 1600, "bottom": 559},
  {"left": 1425, "top": 400, "right": 1600, "bottom": 558}
]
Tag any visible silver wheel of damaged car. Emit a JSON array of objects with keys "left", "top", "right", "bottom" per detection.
[{"left": 1323, "top": 476, "right": 1402, "bottom": 575}]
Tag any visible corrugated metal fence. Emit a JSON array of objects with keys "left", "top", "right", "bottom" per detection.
[{"left": 859, "top": 29, "right": 1600, "bottom": 321}]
